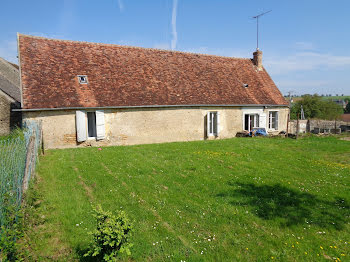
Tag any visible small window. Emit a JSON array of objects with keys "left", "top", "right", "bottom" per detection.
[
  {"left": 87, "top": 112, "right": 97, "bottom": 138},
  {"left": 268, "top": 111, "right": 278, "bottom": 130},
  {"left": 207, "top": 112, "right": 219, "bottom": 136},
  {"left": 78, "top": 75, "right": 88, "bottom": 84},
  {"left": 244, "top": 114, "right": 259, "bottom": 132}
]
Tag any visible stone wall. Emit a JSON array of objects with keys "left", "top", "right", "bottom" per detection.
[
  {"left": 287, "top": 120, "right": 308, "bottom": 134},
  {"left": 287, "top": 119, "right": 350, "bottom": 134},
  {"left": 23, "top": 106, "right": 289, "bottom": 149},
  {"left": 0, "top": 91, "right": 21, "bottom": 136},
  {"left": 0, "top": 91, "right": 12, "bottom": 136}
]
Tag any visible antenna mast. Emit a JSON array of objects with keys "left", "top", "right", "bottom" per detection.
[{"left": 252, "top": 10, "right": 272, "bottom": 50}]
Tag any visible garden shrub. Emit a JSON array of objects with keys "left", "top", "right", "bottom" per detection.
[{"left": 85, "top": 205, "right": 133, "bottom": 261}]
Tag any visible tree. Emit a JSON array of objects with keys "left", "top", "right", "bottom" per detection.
[
  {"left": 290, "top": 94, "right": 343, "bottom": 120},
  {"left": 345, "top": 102, "right": 350, "bottom": 114}
]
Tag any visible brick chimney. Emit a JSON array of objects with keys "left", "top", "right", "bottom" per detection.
[{"left": 253, "top": 49, "right": 263, "bottom": 71}]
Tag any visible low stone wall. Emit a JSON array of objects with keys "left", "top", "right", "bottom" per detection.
[{"left": 288, "top": 119, "right": 350, "bottom": 134}]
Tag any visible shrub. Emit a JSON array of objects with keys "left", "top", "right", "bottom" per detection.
[
  {"left": 85, "top": 205, "right": 133, "bottom": 261},
  {"left": 0, "top": 192, "right": 23, "bottom": 261}
]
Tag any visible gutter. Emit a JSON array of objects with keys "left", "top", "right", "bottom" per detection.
[{"left": 13, "top": 104, "right": 289, "bottom": 112}]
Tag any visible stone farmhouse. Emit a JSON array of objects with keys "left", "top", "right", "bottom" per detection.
[
  {"left": 0, "top": 57, "right": 21, "bottom": 136},
  {"left": 17, "top": 34, "right": 288, "bottom": 149}
]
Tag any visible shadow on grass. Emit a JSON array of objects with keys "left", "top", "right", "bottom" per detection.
[
  {"left": 217, "top": 182, "right": 350, "bottom": 230},
  {"left": 75, "top": 246, "right": 101, "bottom": 262}
]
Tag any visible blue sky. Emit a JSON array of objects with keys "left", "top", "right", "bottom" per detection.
[{"left": 0, "top": 0, "right": 349, "bottom": 96}]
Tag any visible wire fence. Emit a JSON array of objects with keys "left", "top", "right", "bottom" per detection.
[{"left": 0, "top": 120, "right": 42, "bottom": 233}]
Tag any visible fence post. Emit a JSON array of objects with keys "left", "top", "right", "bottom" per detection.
[{"left": 22, "top": 136, "right": 35, "bottom": 192}]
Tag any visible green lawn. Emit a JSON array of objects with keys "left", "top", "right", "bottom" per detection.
[{"left": 21, "top": 136, "right": 350, "bottom": 261}]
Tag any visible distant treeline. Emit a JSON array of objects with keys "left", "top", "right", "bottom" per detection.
[{"left": 290, "top": 94, "right": 347, "bottom": 120}]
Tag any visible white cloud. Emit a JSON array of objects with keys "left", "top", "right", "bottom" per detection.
[
  {"left": 59, "top": 0, "right": 75, "bottom": 34},
  {"left": 117, "top": 0, "right": 124, "bottom": 12},
  {"left": 265, "top": 51, "right": 350, "bottom": 75},
  {"left": 154, "top": 43, "right": 170, "bottom": 50},
  {"left": 171, "top": 0, "right": 178, "bottom": 50}
]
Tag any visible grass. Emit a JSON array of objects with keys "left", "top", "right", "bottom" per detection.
[
  {"left": 20, "top": 136, "right": 350, "bottom": 261},
  {"left": 0, "top": 128, "right": 24, "bottom": 142}
]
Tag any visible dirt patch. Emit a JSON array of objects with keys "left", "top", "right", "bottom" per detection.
[
  {"left": 78, "top": 175, "right": 94, "bottom": 201},
  {"left": 340, "top": 136, "right": 350, "bottom": 141},
  {"left": 152, "top": 210, "right": 196, "bottom": 253},
  {"left": 101, "top": 163, "right": 113, "bottom": 175}
]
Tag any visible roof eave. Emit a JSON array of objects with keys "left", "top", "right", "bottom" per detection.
[{"left": 13, "top": 104, "right": 289, "bottom": 112}]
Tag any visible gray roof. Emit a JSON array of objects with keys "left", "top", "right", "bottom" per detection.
[
  {"left": 0, "top": 57, "right": 20, "bottom": 102},
  {"left": 0, "top": 74, "right": 21, "bottom": 101}
]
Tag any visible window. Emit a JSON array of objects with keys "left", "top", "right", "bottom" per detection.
[
  {"left": 268, "top": 111, "right": 278, "bottom": 130},
  {"left": 244, "top": 114, "right": 259, "bottom": 132},
  {"left": 76, "top": 110, "right": 105, "bottom": 142},
  {"left": 78, "top": 75, "right": 88, "bottom": 84},
  {"left": 87, "top": 112, "right": 97, "bottom": 138},
  {"left": 207, "top": 111, "right": 220, "bottom": 136}
]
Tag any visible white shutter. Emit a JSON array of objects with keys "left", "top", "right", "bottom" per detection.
[
  {"left": 76, "top": 110, "right": 87, "bottom": 142},
  {"left": 275, "top": 112, "right": 279, "bottom": 130},
  {"left": 206, "top": 112, "right": 210, "bottom": 137},
  {"left": 96, "top": 110, "right": 105, "bottom": 140},
  {"left": 259, "top": 113, "right": 267, "bottom": 129},
  {"left": 216, "top": 112, "right": 220, "bottom": 136}
]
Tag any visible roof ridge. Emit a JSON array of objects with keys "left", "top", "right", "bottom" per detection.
[{"left": 17, "top": 33, "right": 252, "bottom": 61}]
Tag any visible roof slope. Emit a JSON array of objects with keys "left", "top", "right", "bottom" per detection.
[
  {"left": 0, "top": 57, "right": 20, "bottom": 102},
  {"left": 0, "top": 74, "right": 21, "bottom": 102},
  {"left": 18, "top": 34, "right": 288, "bottom": 110}
]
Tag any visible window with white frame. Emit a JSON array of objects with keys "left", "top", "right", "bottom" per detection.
[
  {"left": 207, "top": 111, "right": 220, "bottom": 136},
  {"left": 87, "top": 112, "right": 97, "bottom": 138},
  {"left": 268, "top": 111, "right": 278, "bottom": 130},
  {"left": 244, "top": 114, "right": 259, "bottom": 132},
  {"left": 76, "top": 110, "right": 105, "bottom": 142}
]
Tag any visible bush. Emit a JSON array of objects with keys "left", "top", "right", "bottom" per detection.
[
  {"left": 0, "top": 192, "right": 23, "bottom": 261},
  {"left": 85, "top": 205, "right": 133, "bottom": 261}
]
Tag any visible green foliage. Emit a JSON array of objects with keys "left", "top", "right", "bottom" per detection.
[
  {"left": 85, "top": 205, "right": 133, "bottom": 261},
  {"left": 0, "top": 192, "right": 23, "bottom": 261},
  {"left": 290, "top": 94, "right": 343, "bottom": 120},
  {"left": 344, "top": 102, "right": 350, "bottom": 113}
]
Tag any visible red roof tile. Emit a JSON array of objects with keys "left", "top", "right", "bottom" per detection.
[{"left": 18, "top": 34, "right": 288, "bottom": 109}]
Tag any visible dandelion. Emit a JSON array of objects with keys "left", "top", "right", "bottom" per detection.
[
  {"left": 246, "top": 248, "right": 249, "bottom": 250},
  {"left": 304, "top": 252, "right": 307, "bottom": 255},
  {"left": 271, "top": 256, "right": 274, "bottom": 259},
  {"left": 320, "top": 246, "right": 324, "bottom": 249}
]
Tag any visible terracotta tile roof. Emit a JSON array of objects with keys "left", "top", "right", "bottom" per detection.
[
  {"left": 340, "top": 114, "right": 350, "bottom": 122},
  {"left": 18, "top": 34, "right": 288, "bottom": 110}
]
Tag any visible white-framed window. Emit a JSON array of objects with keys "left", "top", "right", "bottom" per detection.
[
  {"left": 244, "top": 114, "right": 259, "bottom": 132},
  {"left": 207, "top": 111, "right": 220, "bottom": 136},
  {"left": 268, "top": 111, "right": 278, "bottom": 130},
  {"left": 76, "top": 110, "right": 105, "bottom": 142},
  {"left": 87, "top": 112, "right": 97, "bottom": 138},
  {"left": 78, "top": 75, "right": 88, "bottom": 84}
]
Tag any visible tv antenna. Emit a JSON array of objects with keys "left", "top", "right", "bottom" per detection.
[{"left": 252, "top": 10, "right": 272, "bottom": 50}]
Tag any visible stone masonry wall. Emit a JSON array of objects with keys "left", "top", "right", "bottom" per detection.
[
  {"left": 23, "top": 107, "right": 289, "bottom": 149},
  {"left": 0, "top": 91, "right": 13, "bottom": 136}
]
